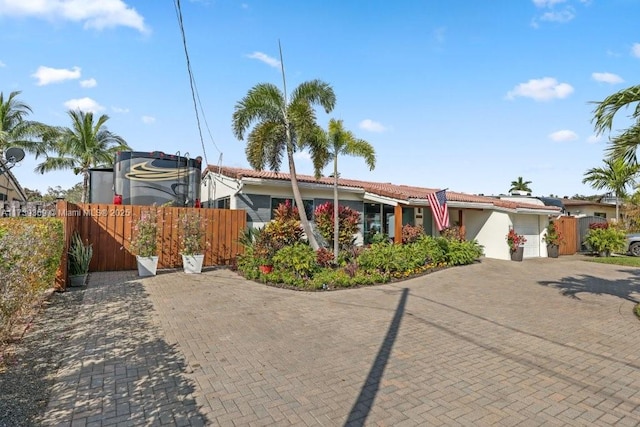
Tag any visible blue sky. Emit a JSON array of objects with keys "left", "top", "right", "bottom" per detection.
[{"left": 1, "top": 0, "right": 639, "bottom": 198}]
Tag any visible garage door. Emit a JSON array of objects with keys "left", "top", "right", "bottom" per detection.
[{"left": 513, "top": 215, "right": 540, "bottom": 258}]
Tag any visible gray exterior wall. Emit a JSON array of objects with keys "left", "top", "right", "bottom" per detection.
[
  {"left": 237, "top": 193, "right": 365, "bottom": 228},
  {"left": 236, "top": 193, "right": 271, "bottom": 224}
]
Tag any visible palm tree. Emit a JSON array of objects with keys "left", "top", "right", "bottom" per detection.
[
  {"left": 509, "top": 177, "right": 532, "bottom": 193},
  {"left": 0, "top": 91, "right": 50, "bottom": 157},
  {"left": 232, "top": 80, "right": 336, "bottom": 250},
  {"left": 592, "top": 85, "right": 640, "bottom": 164},
  {"left": 35, "top": 110, "right": 131, "bottom": 202},
  {"left": 316, "top": 119, "right": 375, "bottom": 262},
  {"left": 582, "top": 157, "right": 640, "bottom": 221}
]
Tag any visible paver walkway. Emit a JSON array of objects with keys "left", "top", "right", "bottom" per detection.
[{"left": 43, "top": 256, "right": 640, "bottom": 426}]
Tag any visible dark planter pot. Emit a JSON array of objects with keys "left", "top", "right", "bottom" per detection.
[
  {"left": 510, "top": 246, "right": 524, "bottom": 262},
  {"left": 547, "top": 244, "right": 559, "bottom": 258},
  {"left": 598, "top": 250, "right": 611, "bottom": 258}
]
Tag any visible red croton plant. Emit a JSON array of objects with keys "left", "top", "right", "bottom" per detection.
[{"left": 506, "top": 228, "right": 527, "bottom": 252}]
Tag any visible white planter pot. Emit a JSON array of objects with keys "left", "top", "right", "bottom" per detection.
[
  {"left": 182, "top": 254, "right": 204, "bottom": 274},
  {"left": 69, "top": 273, "right": 88, "bottom": 287},
  {"left": 136, "top": 255, "right": 159, "bottom": 277}
]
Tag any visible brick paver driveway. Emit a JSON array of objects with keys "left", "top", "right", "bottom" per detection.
[{"left": 44, "top": 256, "right": 640, "bottom": 426}]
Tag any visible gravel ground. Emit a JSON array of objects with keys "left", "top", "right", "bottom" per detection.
[{"left": 0, "top": 286, "right": 85, "bottom": 427}]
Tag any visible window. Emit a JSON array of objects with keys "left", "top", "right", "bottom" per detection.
[
  {"left": 215, "top": 197, "right": 230, "bottom": 209},
  {"left": 271, "top": 197, "right": 313, "bottom": 220},
  {"left": 594, "top": 212, "right": 606, "bottom": 218}
]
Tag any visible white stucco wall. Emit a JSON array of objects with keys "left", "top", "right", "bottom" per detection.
[
  {"left": 465, "top": 210, "right": 511, "bottom": 260},
  {"left": 464, "top": 209, "right": 549, "bottom": 260},
  {"left": 201, "top": 174, "right": 239, "bottom": 207}
]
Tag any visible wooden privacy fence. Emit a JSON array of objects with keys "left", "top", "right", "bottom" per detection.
[
  {"left": 56, "top": 200, "right": 246, "bottom": 288},
  {"left": 553, "top": 216, "right": 577, "bottom": 256}
]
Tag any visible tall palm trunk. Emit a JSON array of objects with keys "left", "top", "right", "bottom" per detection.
[
  {"left": 333, "top": 155, "right": 339, "bottom": 262},
  {"left": 286, "top": 144, "right": 319, "bottom": 250},
  {"left": 82, "top": 170, "right": 89, "bottom": 203}
]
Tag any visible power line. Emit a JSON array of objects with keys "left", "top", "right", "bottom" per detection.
[{"left": 172, "top": 0, "right": 223, "bottom": 167}]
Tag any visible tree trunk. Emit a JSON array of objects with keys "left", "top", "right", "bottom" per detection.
[
  {"left": 287, "top": 146, "right": 319, "bottom": 250},
  {"left": 333, "top": 155, "right": 339, "bottom": 263},
  {"left": 82, "top": 170, "right": 89, "bottom": 203}
]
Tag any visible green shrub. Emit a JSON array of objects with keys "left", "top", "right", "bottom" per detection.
[
  {"left": 236, "top": 246, "right": 262, "bottom": 279},
  {"left": 0, "top": 218, "right": 64, "bottom": 343},
  {"left": 272, "top": 243, "right": 317, "bottom": 278},
  {"left": 584, "top": 226, "right": 626, "bottom": 254},
  {"left": 444, "top": 239, "right": 484, "bottom": 265}
]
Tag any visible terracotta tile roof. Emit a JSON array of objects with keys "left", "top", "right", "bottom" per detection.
[{"left": 205, "top": 165, "right": 559, "bottom": 212}]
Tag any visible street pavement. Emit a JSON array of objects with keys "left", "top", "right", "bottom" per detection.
[{"left": 42, "top": 256, "right": 640, "bottom": 426}]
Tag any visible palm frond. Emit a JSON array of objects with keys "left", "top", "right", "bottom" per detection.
[
  {"left": 232, "top": 83, "right": 284, "bottom": 140},
  {"left": 606, "top": 123, "right": 640, "bottom": 165},
  {"left": 592, "top": 85, "right": 640, "bottom": 135},
  {"left": 290, "top": 80, "right": 336, "bottom": 114}
]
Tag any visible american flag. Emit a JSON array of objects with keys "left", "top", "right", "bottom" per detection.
[{"left": 427, "top": 189, "right": 450, "bottom": 231}]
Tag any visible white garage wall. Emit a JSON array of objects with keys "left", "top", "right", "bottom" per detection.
[{"left": 465, "top": 210, "right": 512, "bottom": 260}]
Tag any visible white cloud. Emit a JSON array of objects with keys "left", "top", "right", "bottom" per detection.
[
  {"left": 63, "top": 97, "right": 104, "bottom": 113},
  {"left": 591, "top": 72, "right": 623, "bottom": 84},
  {"left": 539, "top": 8, "right": 574, "bottom": 23},
  {"left": 32, "top": 65, "right": 81, "bottom": 86},
  {"left": 0, "top": 60, "right": 5, "bottom": 67},
  {"left": 359, "top": 119, "right": 387, "bottom": 133},
  {"left": 587, "top": 134, "right": 603, "bottom": 144},
  {"left": 532, "top": 0, "right": 566, "bottom": 7},
  {"left": 246, "top": 52, "right": 280, "bottom": 68},
  {"left": 0, "top": 0, "right": 149, "bottom": 33},
  {"left": 531, "top": 0, "right": 581, "bottom": 28},
  {"left": 632, "top": 43, "right": 640, "bottom": 58},
  {"left": 549, "top": 129, "right": 578, "bottom": 142},
  {"left": 112, "top": 106, "right": 129, "bottom": 113},
  {"left": 141, "top": 115, "right": 155, "bottom": 124},
  {"left": 80, "top": 78, "right": 97, "bottom": 88},
  {"left": 506, "top": 77, "right": 574, "bottom": 101}
]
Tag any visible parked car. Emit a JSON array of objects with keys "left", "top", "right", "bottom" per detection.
[{"left": 626, "top": 233, "right": 640, "bottom": 256}]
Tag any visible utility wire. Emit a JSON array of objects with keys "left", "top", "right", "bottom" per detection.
[{"left": 173, "top": 0, "right": 223, "bottom": 167}]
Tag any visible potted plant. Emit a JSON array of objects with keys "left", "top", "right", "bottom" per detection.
[
  {"left": 506, "top": 228, "right": 526, "bottom": 261},
  {"left": 543, "top": 222, "right": 564, "bottom": 258},
  {"left": 68, "top": 231, "right": 93, "bottom": 286},
  {"left": 130, "top": 207, "right": 159, "bottom": 277},
  {"left": 178, "top": 210, "right": 208, "bottom": 274}
]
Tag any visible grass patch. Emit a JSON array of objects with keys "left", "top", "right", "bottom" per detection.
[{"left": 583, "top": 255, "right": 640, "bottom": 267}]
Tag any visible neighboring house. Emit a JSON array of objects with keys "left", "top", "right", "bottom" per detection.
[
  {"left": 201, "top": 166, "right": 561, "bottom": 260},
  {"left": 0, "top": 159, "right": 27, "bottom": 215},
  {"left": 560, "top": 198, "right": 616, "bottom": 219}
]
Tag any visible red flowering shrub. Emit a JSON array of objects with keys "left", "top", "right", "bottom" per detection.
[
  {"left": 254, "top": 201, "right": 304, "bottom": 263},
  {"left": 313, "top": 202, "right": 361, "bottom": 250},
  {"left": 316, "top": 247, "right": 334, "bottom": 268},
  {"left": 506, "top": 228, "right": 526, "bottom": 252},
  {"left": 402, "top": 224, "right": 424, "bottom": 244},
  {"left": 589, "top": 222, "right": 609, "bottom": 230}
]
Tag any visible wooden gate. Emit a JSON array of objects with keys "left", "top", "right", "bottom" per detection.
[
  {"left": 56, "top": 201, "right": 246, "bottom": 286},
  {"left": 554, "top": 216, "right": 577, "bottom": 255}
]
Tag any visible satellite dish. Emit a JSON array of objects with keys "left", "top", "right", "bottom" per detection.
[{"left": 5, "top": 147, "right": 25, "bottom": 163}]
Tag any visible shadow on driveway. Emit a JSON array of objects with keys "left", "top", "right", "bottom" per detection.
[{"left": 537, "top": 268, "right": 640, "bottom": 303}]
